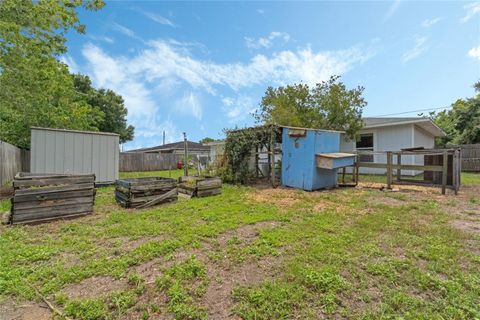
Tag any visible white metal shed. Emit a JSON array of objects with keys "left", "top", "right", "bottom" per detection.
[{"left": 30, "top": 127, "right": 119, "bottom": 183}]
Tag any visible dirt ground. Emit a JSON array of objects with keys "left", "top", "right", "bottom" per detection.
[
  {"left": 1, "top": 182, "right": 478, "bottom": 319},
  {"left": 0, "top": 298, "right": 51, "bottom": 320}
]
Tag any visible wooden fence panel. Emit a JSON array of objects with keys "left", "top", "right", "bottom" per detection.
[
  {"left": 119, "top": 152, "right": 181, "bottom": 172},
  {"left": 447, "top": 144, "right": 480, "bottom": 172},
  {"left": 1, "top": 140, "right": 30, "bottom": 186}
]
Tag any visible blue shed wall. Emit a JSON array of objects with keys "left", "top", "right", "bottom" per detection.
[{"left": 281, "top": 129, "right": 341, "bottom": 191}]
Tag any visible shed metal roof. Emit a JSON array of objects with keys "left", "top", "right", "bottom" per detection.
[{"left": 31, "top": 127, "right": 119, "bottom": 137}]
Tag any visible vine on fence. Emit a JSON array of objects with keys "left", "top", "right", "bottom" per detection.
[{"left": 218, "top": 125, "right": 280, "bottom": 184}]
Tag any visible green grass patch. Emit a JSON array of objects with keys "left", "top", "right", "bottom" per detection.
[{"left": 0, "top": 170, "right": 479, "bottom": 319}]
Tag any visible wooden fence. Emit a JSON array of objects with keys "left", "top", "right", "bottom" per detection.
[
  {"left": 119, "top": 152, "right": 181, "bottom": 172},
  {"left": 354, "top": 149, "right": 461, "bottom": 195},
  {"left": 447, "top": 144, "right": 480, "bottom": 172},
  {"left": 0, "top": 140, "right": 30, "bottom": 186}
]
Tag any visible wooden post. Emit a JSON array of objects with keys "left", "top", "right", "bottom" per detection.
[
  {"left": 396, "top": 153, "right": 401, "bottom": 181},
  {"left": 342, "top": 167, "right": 346, "bottom": 184},
  {"left": 255, "top": 145, "right": 259, "bottom": 178},
  {"left": 355, "top": 155, "right": 360, "bottom": 184},
  {"left": 458, "top": 149, "right": 462, "bottom": 186},
  {"left": 270, "top": 130, "right": 275, "bottom": 187},
  {"left": 183, "top": 132, "right": 188, "bottom": 177},
  {"left": 455, "top": 149, "right": 461, "bottom": 195},
  {"left": 441, "top": 150, "right": 448, "bottom": 195},
  {"left": 386, "top": 151, "right": 392, "bottom": 189}
]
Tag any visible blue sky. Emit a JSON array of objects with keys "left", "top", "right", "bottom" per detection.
[{"left": 62, "top": 1, "right": 480, "bottom": 150}]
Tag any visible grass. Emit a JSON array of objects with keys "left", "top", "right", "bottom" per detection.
[
  {"left": 461, "top": 172, "right": 480, "bottom": 185},
  {"left": 0, "top": 171, "right": 479, "bottom": 319}
]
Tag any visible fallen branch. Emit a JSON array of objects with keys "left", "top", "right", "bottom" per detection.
[{"left": 31, "top": 285, "right": 73, "bottom": 320}]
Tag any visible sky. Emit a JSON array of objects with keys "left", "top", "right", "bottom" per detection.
[{"left": 62, "top": 1, "right": 480, "bottom": 150}]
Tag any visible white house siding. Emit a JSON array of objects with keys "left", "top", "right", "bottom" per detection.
[
  {"left": 340, "top": 124, "right": 437, "bottom": 175},
  {"left": 411, "top": 125, "right": 436, "bottom": 174}
]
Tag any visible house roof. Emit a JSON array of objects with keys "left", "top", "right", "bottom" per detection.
[
  {"left": 127, "top": 140, "right": 210, "bottom": 153},
  {"left": 363, "top": 117, "right": 446, "bottom": 137}
]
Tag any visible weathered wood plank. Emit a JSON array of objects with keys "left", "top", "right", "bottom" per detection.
[
  {"left": 14, "top": 189, "right": 95, "bottom": 203},
  {"left": 15, "top": 173, "right": 95, "bottom": 180},
  {"left": 11, "top": 173, "right": 96, "bottom": 224},
  {"left": 178, "top": 176, "right": 222, "bottom": 198},
  {"left": 12, "top": 203, "right": 93, "bottom": 222},
  {"left": 115, "top": 177, "right": 177, "bottom": 208},
  {"left": 136, "top": 188, "right": 178, "bottom": 209},
  {"left": 13, "top": 196, "right": 93, "bottom": 210},
  {"left": 11, "top": 212, "right": 91, "bottom": 225},
  {"left": 13, "top": 201, "right": 93, "bottom": 215},
  {"left": 13, "top": 183, "right": 94, "bottom": 196},
  {"left": 14, "top": 176, "right": 95, "bottom": 188}
]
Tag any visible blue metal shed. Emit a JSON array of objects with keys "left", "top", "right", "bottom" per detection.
[{"left": 281, "top": 127, "right": 354, "bottom": 191}]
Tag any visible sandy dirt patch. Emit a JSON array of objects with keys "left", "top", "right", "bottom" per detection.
[
  {"left": 246, "top": 188, "right": 302, "bottom": 208},
  {"left": 0, "top": 298, "right": 51, "bottom": 320},
  {"left": 62, "top": 276, "right": 127, "bottom": 300}
]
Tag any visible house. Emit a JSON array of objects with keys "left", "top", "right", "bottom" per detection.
[
  {"left": 127, "top": 140, "right": 210, "bottom": 158},
  {"left": 203, "top": 140, "right": 225, "bottom": 161},
  {"left": 340, "top": 117, "right": 446, "bottom": 175}
]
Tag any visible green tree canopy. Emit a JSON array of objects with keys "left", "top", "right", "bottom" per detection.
[
  {"left": 73, "top": 74, "right": 134, "bottom": 143},
  {"left": 199, "top": 137, "right": 216, "bottom": 144},
  {"left": 433, "top": 81, "right": 480, "bottom": 145},
  {"left": 0, "top": 0, "right": 105, "bottom": 148},
  {"left": 255, "top": 75, "right": 366, "bottom": 139}
]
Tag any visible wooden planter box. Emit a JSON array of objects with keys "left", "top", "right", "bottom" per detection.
[
  {"left": 115, "top": 177, "right": 177, "bottom": 208},
  {"left": 178, "top": 176, "right": 222, "bottom": 198},
  {"left": 9, "top": 173, "right": 96, "bottom": 225}
]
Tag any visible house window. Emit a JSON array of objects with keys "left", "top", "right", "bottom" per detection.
[{"left": 357, "top": 133, "right": 374, "bottom": 162}]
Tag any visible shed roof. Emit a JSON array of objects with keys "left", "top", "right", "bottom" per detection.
[
  {"left": 31, "top": 127, "right": 119, "bottom": 137},
  {"left": 362, "top": 117, "right": 445, "bottom": 137}
]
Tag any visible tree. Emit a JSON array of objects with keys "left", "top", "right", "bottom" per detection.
[
  {"left": 73, "top": 74, "right": 134, "bottom": 143},
  {"left": 433, "top": 81, "right": 480, "bottom": 145},
  {"left": 199, "top": 137, "right": 216, "bottom": 144},
  {"left": 0, "top": 0, "right": 105, "bottom": 148},
  {"left": 255, "top": 76, "right": 366, "bottom": 139}
]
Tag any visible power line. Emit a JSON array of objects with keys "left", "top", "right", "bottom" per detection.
[{"left": 369, "top": 106, "right": 452, "bottom": 118}]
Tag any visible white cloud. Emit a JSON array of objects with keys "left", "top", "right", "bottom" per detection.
[
  {"left": 468, "top": 46, "right": 480, "bottom": 60},
  {"left": 128, "top": 39, "right": 374, "bottom": 92},
  {"left": 385, "top": 0, "right": 402, "bottom": 21},
  {"left": 142, "top": 12, "right": 176, "bottom": 27},
  {"left": 59, "top": 55, "right": 79, "bottom": 73},
  {"left": 402, "top": 36, "right": 428, "bottom": 63},
  {"left": 112, "top": 22, "right": 136, "bottom": 38},
  {"left": 422, "top": 17, "right": 442, "bottom": 27},
  {"left": 175, "top": 92, "right": 203, "bottom": 120},
  {"left": 88, "top": 35, "right": 115, "bottom": 44},
  {"left": 80, "top": 40, "right": 374, "bottom": 144},
  {"left": 257, "top": 9, "right": 265, "bottom": 15},
  {"left": 221, "top": 96, "right": 256, "bottom": 123},
  {"left": 245, "top": 32, "right": 290, "bottom": 49},
  {"left": 221, "top": 97, "right": 234, "bottom": 106},
  {"left": 81, "top": 44, "right": 163, "bottom": 146},
  {"left": 461, "top": 2, "right": 480, "bottom": 23}
]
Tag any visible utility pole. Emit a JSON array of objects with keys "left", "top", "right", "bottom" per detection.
[
  {"left": 183, "top": 132, "right": 188, "bottom": 177},
  {"left": 163, "top": 130, "right": 165, "bottom": 145}
]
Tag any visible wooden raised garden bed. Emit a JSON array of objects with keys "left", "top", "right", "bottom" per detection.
[
  {"left": 9, "top": 173, "right": 96, "bottom": 225},
  {"left": 115, "top": 177, "right": 177, "bottom": 208},
  {"left": 178, "top": 176, "right": 222, "bottom": 198}
]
